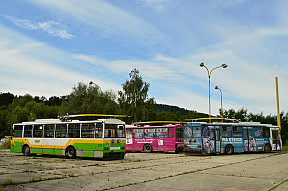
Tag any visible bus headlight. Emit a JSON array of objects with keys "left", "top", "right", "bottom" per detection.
[
  {"left": 117, "top": 139, "right": 121, "bottom": 143},
  {"left": 111, "top": 139, "right": 115, "bottom": 143}
]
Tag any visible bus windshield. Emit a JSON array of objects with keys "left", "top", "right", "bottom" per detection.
[
  {"left": 105, "top": 124, "right": 125, "bottom": 138},
  {"left": 184, "top": 126, "right": 201, "bottom": 138}
]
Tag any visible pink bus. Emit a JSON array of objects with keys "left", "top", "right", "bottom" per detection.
[{"left": 125, "top": 123, "right": 184, "bottom": 153}]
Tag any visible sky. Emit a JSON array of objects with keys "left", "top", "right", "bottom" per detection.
[{"left": 0, "top": 0, "right": 287, "bottom": 116}]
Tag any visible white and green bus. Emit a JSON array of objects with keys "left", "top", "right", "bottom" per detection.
[{"left": 11, "top": 117, "right": 126, "bottom": 159}]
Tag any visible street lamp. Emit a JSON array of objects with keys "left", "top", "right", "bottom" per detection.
[
  {"left": 89, "top": 81, "right": 101, "bottom": 91},
  {"left": 200, "top": 62, "right": 227, "bottom": 123},
  {"left": 215, "top": 86, "right": 223, "bottom": 123}
]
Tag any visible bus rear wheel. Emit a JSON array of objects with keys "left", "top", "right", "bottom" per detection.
[
  {"left": 66, "top": 146, "right": 76, "bottom": 159},
  {"left": 143, "top": 144, "right": 152, "bottom": 153},
  {"left": 22, "top": 145, "right": 31, "bottom": 156},
  {"left": 264, "top": 144, "right": 271, "bottom": 153},
  {"left": 225, "top": 145, "right": 234, "bottom": 155}
]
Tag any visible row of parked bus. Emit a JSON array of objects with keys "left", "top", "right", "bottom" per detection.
[
  {"left": 126, "top": 121, "right": 282, "bottom": 155},
  {"left": 10, "top": 115, "right": 282, "bottom": 159}
]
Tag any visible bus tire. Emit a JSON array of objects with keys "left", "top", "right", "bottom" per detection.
[
  {"left": 264, "top": 144, "right": 271, "bottom": 153},
  {"left": 22, "top": 145, "right": 31, "bottom": 156},
  {"left": 66, "top": 146, "right": 76, "bottom": 159},
  {"left": 143, "top": 144, "right": 152, "bottom": 153},
  {"left": 225, "top": 144, "right": 234, "bottom": 155}
]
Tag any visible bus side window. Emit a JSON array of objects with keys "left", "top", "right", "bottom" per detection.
[
  {"left": 133, "top": 129, "right": 143, "bottom": 139},
  {"left": 117, "top": 125, "right": 125, "bottom": 138},
  {"left": 68, "top": 124, "right": 80, "bottom": 138},
  {"left": 33, "top": 125, "right": 43, "bottom": 138},
  {"left": 263, "top": 127, "right": 270, "bottom": 138},
  {"left": 44, "top": 124, "right": 55, "bottom": 138},
  {"left": 95, "top": 123, "right": 103, "bottom": 138},
  {"left": 156, "top": 128, "right": 168, "bottom": 138},
  {"left": 81, "top": 123, "right": 95, "bottom": 138},
  {"left": 24, "top": 125, "right": 32, "bottom": 137},
  {"left": 144, "top": 128, "right": 155, "bottom": 138},
  {"left": 253, "top": 127, "right": 263, "bottom": 138},
  {"left": 232, "top": 127, "right": 242, "bottom": 138},
  {"left": 222, "top": 126, "right": 232, "bottom": 138},
  {"left": 56, "top": 124, "right": 67, "bottom": 138},
  {"left": 13, "top": 125, "right": 23, "bottom": 137},
  {"left": 126, "top": 129, "right": 133, "bottom": 139}
]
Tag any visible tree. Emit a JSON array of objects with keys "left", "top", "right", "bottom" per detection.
[
  {"left": 0, "top": 92, "right": 15, "bottom": 107},
  {"left": 59, "top": 82, "right": 120, "bottom": 115},
  {"left": 118, "top": 68, "right": 155, "bottom": 122}
]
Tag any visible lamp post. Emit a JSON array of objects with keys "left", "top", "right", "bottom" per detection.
[
  {"left": 215, "top": 86, "right": 223, "bottom": 123},
  {"left": 200, "top": 62, "right": 227, "bottom": 123},
  {"left": 89, "top": 81, "right": 101, "bottom": 91}
]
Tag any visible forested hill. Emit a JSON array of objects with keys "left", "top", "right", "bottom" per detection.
[{"left": 154, "top": 104, "right": 209, "bottom": 118}]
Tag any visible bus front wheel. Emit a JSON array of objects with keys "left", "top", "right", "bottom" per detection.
[
  {"left": 143, "top": 144, "right": 152, "bottom": 153},
  {"left": 22, "top": 145, "right": 31, "bottom": 156},
  {"left": 264, "top": 144, "right": 271, "bottom": 153},
  {"left": 66, "top": 146, "right": 76, "bottom": 159},
  {"left": 225, "top": 145, "right": 234, "bottom": 155}
]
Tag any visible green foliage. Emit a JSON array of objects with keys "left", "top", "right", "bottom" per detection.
[
  {"left": 0, "top": 107, "right": 10, "bottom": 138},
  {"left": 118, "top": 68, "right": 155, "bottom": 122},
  {"left": 59, "top": 82, "right": 120, "bottom": 115},
  {"left": 0, "top": 93, "right": 60, "bottom": 138},
  {"left": 0, "top": 137, "right": 11, "bottom": 149},
  {"left": 8, "top": 96, "right": 60, "bottom": 128},
  {"left": 0, "top": 93, "right": 15, "bottom": 107}
]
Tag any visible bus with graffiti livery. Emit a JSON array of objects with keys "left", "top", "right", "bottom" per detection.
[
  {"left": 11, "top": 115, "right": 126, "bottom": 159},
  {"left": 126, "top": 122, "right": 184, "bottom": 153},
  {"left": 183, "top": 122, "right": 281, "bottom": 155}
]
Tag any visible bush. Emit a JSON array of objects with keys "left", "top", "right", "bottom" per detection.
[{"left": 0, "top": 136, "right": 11, "bottom": 149}]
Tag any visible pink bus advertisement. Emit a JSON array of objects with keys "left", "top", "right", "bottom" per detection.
[{"left": 125, "top": 124, "right": 184, "bottom": 153}]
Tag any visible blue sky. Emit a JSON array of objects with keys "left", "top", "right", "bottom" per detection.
[{"left": 0, "top": 0, "right": 287, "bottom": 116}]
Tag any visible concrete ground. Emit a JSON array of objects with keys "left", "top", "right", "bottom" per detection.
[{"left": 0, "top": 149, "right": 288, "bottom": 191}]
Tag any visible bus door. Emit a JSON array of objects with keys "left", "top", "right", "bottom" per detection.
[
  {"left": 202, "top": 126, "right": 220, "bottom": 154},
  {"left": 243, "top": 127, "right": 255, "bottom": 151},
  {"left": 272, "top": 129, "right": 281, "bottom": 151},
  {"left": 210, "top": 128, "right": 221, "bottom": 153}
]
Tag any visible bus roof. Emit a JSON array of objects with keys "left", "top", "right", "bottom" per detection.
[
  {"left": 131, "top": 121, "right": 186, "bottom": 126},
  {"left": 185, "top": 122, "right": 279, "bottom": 128},
  {"left": 13, "top": 118, "right": 125, "bottom": 126},
  {"left": 126, "top": 124, "right": 183, "bottom": 128}
]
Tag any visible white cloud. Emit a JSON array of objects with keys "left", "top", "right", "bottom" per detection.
[
  {"left": 138, "top": 0, "right": 173, "bottom": 12},
  {"left": 0, "top": 24, "right": 119, "bottom": 97},
  {"left": 28, "top": 0, "right": 163, "bottom": 44},
  {"left": 73, "top": 53, "right": 180, "bottom": 82},
  {"left": 4, "top": 15, "right": 75, "bottom": 39}
]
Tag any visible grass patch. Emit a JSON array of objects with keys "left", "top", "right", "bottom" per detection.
[
  {"left": 30, "top": 177, "right": 42, "bottom": 183},
  {"left": 87, "top": 163, "right": 102, "bottom": 167},
  {"left": 23, "top": 169, "right": 36, "bottom": 173},
  {"left": 282, "top": 144, "right": 288, "bottom": 151},
  {"left": 46, "top": 160, "right": 58, "bottom": 163},
  {"left": 1, "top": 178, "right": 14, "bottom": 186}
]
